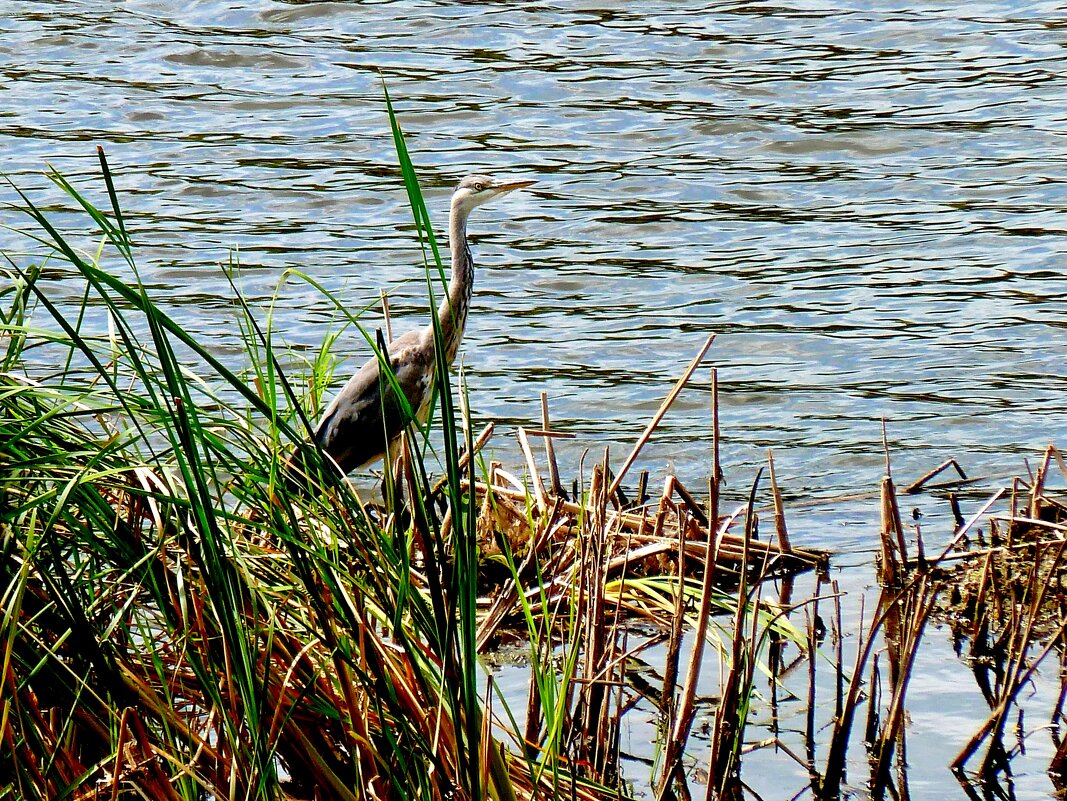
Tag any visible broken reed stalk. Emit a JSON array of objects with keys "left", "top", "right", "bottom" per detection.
[
  {"left": 541, "top": 391, "right": 564, "bottom": 497},
  {"left": 878, "top": 472, "right": 908, "bottom": 585},
  {"left": 607, "top": 333, "right": 715, "bottom": 500},
  {"left": 518, "top": 426, "right": 549, "bottom": 514},
  {"left": 380, "top": 288, "right": 393, "bottom": 341},
  {"left": 820, "top": 590, "right": 873, "bottom": 801},
  {"left": 864, "top": 655, "right": 883, "bottom": 761},
  {"left": 635, "top": 470, "right": 649, "bottom": 508},
  {"left": 767, "top": 448, "right": 791, "bottom": 553},
  {"left": 831, "top": 580, "right": 844, "bottom": 727},
  {"left": 574, "top": 458, "right": 615, "bottom": 780},
  {"left": 766, "top": 574, "right": 795, "bottom": 741},
  {"left": 659, "top": 484, "right": 687, "bottom": 726},
  {"left": 1030, "top": 444, "right": 1055, "bottom": 520},
  {"left": 673, "top": 476, "right": 711, "bottom": 528},
  {"left": 902, "top": 458, "right": 968, "bottom": 495},
  {"left": 932, "top": 488, "right": 1007, "bottom": 562},
  {"left": 869, "top": 576, "right": 936, "bottom": 796},
  {"left": 804, "top": 598, "right": 820, "bottom": 785}
]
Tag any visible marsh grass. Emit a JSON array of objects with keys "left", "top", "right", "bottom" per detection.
[
  {"left": 0, "top": 97, "right": 827, "bottom": 800},
  {"left": 0, "top": 103, "right": 606, "bottom": 798}
]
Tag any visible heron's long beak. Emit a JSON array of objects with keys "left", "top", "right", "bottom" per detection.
[{"left": 495, "top": 179, "right": 535, "bottom": 193}]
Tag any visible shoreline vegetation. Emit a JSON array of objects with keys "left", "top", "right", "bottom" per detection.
[{"left": 3, "top": 106, "right": 1067, "bottom": 800}]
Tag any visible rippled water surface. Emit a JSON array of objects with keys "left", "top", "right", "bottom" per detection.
[
  {"left": 3, "top": 1, "right": 1067, "bottom": 796},
  {"left": 4, "top": 0, "right": 1065, "bottom": 510}
]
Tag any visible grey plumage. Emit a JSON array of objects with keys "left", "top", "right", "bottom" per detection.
[{"left": 313, "top": 174, "right": 533, "bottom": 476}]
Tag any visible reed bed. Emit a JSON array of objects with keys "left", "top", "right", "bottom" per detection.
[
  {"left": 811, "top": 443, "right": 1067, "bottom": 800},
  {"left": 5, "top": 101, "right": 1066, "bottom": 800},
  {"left": 0, "top": 105, "right": 823, "bottom": 800}
]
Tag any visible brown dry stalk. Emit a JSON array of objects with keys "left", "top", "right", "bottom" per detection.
[
  {"left": 869, "top": 576, "right": 937, "bottom": 795},
  {"left": 607, "top": 334, "right": 715, "bottom": 500},
  {"left": 767, "top": 449, "right": 791, "bottom": 553},
  {"left": 902, "top": 458, "right": 968, "bottom": 494},
  {"left": 878, "top": 474, "right": 908, "bottom": 585},
  {"left": 1030, "top": 444, "right": 1055, "bottom": 520},
  {"left": 517, "top": 426, "right": 550, "bottom": 515},
  {"left": 660, "top": 487, "right": 688, "bottom": 729},
  {"left": 541, "top": 391, "right": 564, "bottom": 497}
]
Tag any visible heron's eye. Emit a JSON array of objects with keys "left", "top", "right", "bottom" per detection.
[{"left": 473, "top": 182, "right": 485, "bottom": 192}]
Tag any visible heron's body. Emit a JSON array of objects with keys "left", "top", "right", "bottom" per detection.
[{"left": 314, "top": 175, "right": 531, "bottom": 475}]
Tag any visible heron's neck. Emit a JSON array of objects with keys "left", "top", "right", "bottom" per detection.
[{"left": 437, "top": 204, "right": 474, "bottom": 365}]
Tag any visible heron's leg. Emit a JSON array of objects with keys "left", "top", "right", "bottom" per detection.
[
  {"left": 379, "top": 454, "right": 401, "bottom": 510},
  {"left": 381, "top": 435, "right": 412, "bottom": 529}
]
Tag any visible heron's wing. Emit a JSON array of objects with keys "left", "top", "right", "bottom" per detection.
[{"left": 313, "top": 329, "right": 434, "bottom": 473}]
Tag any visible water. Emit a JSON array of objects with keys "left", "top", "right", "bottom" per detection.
[{"left": 3, "top": 1, "right": 1067, "bottom": 797}]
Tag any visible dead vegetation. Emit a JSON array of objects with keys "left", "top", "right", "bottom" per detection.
[{"left": 830, "top": 443, "right": 1067, "bottom": 800}]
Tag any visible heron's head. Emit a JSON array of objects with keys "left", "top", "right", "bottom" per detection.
[{"left": 451, "top": 174, "right": 534, "bottom": 215}]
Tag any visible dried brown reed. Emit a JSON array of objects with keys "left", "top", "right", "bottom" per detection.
[
  {"left": 815, "top": 443, "right": 1067, "bottom": 799},
  {"left": 465, "top": 352, "right": 825, "bottom": 799}
]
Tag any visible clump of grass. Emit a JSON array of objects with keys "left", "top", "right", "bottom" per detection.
[{"left": 0, "top": 102, "right": 618, "bottom": 797}]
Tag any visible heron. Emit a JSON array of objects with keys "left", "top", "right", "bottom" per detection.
[{"left": 313, "top": 174, "right": 534, "bottom": 476}]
